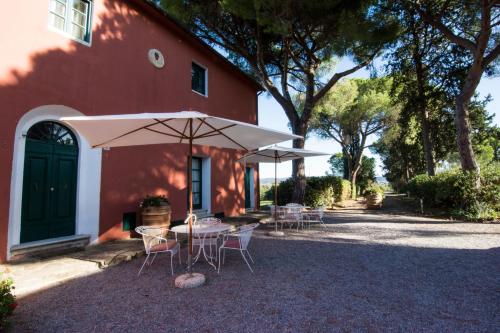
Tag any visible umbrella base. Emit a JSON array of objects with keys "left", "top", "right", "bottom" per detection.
[
  {"left": 268, "top": 230, "right": 285, "bottom": 237},
  {"left": 175, "top": 272, "right": 205, "bottom": 288}
]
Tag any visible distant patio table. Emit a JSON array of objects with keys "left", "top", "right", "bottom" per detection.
[{"left": 171, "top": 223, "right": 232, "bottom": 270}]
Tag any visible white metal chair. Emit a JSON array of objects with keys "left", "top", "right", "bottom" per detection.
[
  {"left": 195, "top": 217, "right": 222, "bottom": 259},
  {"left": 302, "top": 207, "right": 326, "bottom": 228},
  {"left": 218, "top": 223, "right": 259, "bottom": 273},
  {"left": 285, "top": 203, "right": 303, "bottom": 207},
  {"left": 135, "top": 226, "right": 181, "bottom": 276}
]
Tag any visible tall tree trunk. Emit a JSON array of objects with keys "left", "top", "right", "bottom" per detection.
[
  {"left": 455, "top": 59, "right": 482, "bottom": 176},
  {"left": 455, "top": 94, "right": 479, "bottom": 173},
  {"left": 420, "top": 109, "right": 436, "bottom": 175},
  {"left": 411, "top": 18, "right": 436, "bottom": 176},
  {"left": 415, "top": 68, "right": 436, "bottom": 176},
  {"left": 291, "top": 119, "right": 306, "bottom": 204},
  {"left": 350, "top": 165, "right": 361, "bottom": 199},
  {"left": 341, "top": 147, "right": 350, "bottom": 179}
]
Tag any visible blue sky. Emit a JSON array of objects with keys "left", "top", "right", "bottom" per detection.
[{"left": 257, "top": 59, "right": 500, "bottom": 179}]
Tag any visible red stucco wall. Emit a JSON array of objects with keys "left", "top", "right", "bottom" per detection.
[{"left": 0, "top": 0, "right": 258, "bottom": 260}]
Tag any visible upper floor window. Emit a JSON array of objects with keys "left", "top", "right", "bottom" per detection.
[
  {"left": 49, "top": 0, "right": 92, "bottom": 44},
  {"left": 192, "top": 62, "right": 207, "bottom": 96}
]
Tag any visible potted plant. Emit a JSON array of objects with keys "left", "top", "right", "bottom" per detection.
[
  {"left": 140, "top": 195, "right": 172, "bottom": 230},
  {"left": 0, "top": 274, "right": 16, "bottom": 332},
  {"left": 364, "top": 184, "right": 385, "bottom": 209}
]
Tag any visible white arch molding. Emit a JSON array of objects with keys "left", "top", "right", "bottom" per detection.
[{"left": 7, "top": 105, "right": 102, "bottom": 259}]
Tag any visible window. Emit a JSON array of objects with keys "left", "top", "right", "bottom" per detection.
[
  {"left": 191, "top": 62, "right": 207, "bottom": 96},
  {"left": 191, "top": 157, "right": 202, "bottom": 209},
  {"left": 49, "top": 0, "right": 92, "bottom": 44}
]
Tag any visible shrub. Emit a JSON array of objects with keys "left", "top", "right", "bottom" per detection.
[
  {"left": 276, "top": 178, "right": 295, "bottom": 206},
  {"left": 259, "top": 184, "right": 274, "bottom": 201},
  {"left": 364, "top": 183, "right": 385, "bottom": 197},
  {"left": 332, "top": 178, "right": 352, "bottom": 202},
  {"left": 404, "top": 163, "right": 500, "bottom": 221},
  {"left": 139, "top": 195, "right": 169, "bottom": 208},
  {"left": 276, "top": 176, "right": 352, "bottom": 208},
  {"left": 0, "top": 274, "right": 16, "bottom": 330}
]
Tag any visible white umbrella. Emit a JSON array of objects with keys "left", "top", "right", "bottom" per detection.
[
  {"left": 61, "top": 111, "right": 300, "bottom": 278},
  {"left": 239, "top": 146, "right": 329, "bottom": 234}
]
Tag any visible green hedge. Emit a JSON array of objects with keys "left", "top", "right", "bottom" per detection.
[
  {"left": 404, "top": 163, "right": 499, "bottom": 221},
  {"left": 276, "top": 176, "right": 352, "bottom": 208},
  {"left": 332, "top": 178, "right": 352, "bottom": 202},
  {"left": 0, "top": 274, "right": 16, "bottom": 330}
]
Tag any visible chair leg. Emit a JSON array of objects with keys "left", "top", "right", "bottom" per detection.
[
  {"left": 246, "top": 250, "right": 255, "bottom": 263},
  {"left": 170, "top": 252, "right": 174, "bottom": 276},
  {"left": 240, "top": 250, "right": 254, "bottom": 273},
  {"left": 150, "top": 252, "right": 158, "bottom": 266},
  {"left": 138, "top": 253, "right": 150, "bottom": 276},
  {"left": 217, "top": 247, "right": 222, "bottom": 274},
  {"left": 223, "top": 248, "right": 226, "bottom": 264}
]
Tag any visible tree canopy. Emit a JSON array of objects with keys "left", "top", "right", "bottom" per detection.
[
  {"left": 160, "top": 0, "right": 399, "bottom": 202},
  {"left": 311, "top": 77, "right": 399, "bottom": 196}
]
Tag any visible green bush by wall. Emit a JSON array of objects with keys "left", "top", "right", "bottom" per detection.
[
  {"left": 276, "top": 176, "right": 352, "bottom": 208},
  {"left": 404, "top": 163, "right": 499, "bottom": 221},
  {"left": 0, "top": 274, "right": 16, "bottom": 330}
]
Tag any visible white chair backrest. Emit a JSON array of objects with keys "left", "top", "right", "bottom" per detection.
[
  {"left": 286, "top": 206, "right": 302, "bottom": 219},
  {"left": 237, "top": 223, "right": 259, "bottom": 249},
  {"left": 198, "top": 217, "right": 221, "bottom": 224},
  {"left": 286, "top": 203, "right": 302, "bottom": 207},
  {"left": 135, "top": 226, "right": 163, "bottom": 251},
  {"left": 184, "top": 213, "right": 198, "bottom": 225},
  {"left": 276, "top": 206, "right": 287, "bottom": 219}
]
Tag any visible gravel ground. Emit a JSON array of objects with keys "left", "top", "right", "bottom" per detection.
[{"left": 11, "top": 211, "right": 500, "bottom": 333}]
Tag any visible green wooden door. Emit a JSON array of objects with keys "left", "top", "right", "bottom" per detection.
[
  {"left": 20, "top": 122, "right": 78, "bottom": 243},
  {"left": 245, "top": 167, "right": 252, "bottom": 209}
]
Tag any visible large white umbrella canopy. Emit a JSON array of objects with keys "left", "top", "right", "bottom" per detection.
[
  {"left": 60, "top": 111, "right": 301, "bottom": 275},
  {"left": 61, "top": 111, "right": 298, "bottom": 149},
  {"left": 240, "top": 145, "right": 328, "bottom": 163},
  {"left": 239, "top": 146, "right": 329, "bottom": 234}
]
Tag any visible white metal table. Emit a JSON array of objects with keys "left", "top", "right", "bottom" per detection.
[{"left": 171, "top": 223, "right": 232, "bottom": 269}]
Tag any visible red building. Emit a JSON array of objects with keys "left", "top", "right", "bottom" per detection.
[{"left": 0, "top": 0, "right": 261, "bottom": 262}]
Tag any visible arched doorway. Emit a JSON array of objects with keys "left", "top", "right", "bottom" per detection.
[{"left": 20, "top": 121, "right": 79, "bottom": 243}]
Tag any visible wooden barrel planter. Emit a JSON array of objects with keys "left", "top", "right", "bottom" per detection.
[
  {"left": 366, "top": 193, "right": 383, "bottom": 209},
  {"left": 141, "top": 205, "right": 172, "bottom": 230}
]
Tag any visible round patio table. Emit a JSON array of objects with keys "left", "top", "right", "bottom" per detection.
[{"left": 171, "top": 223, "right": 232, "bottom": 270}]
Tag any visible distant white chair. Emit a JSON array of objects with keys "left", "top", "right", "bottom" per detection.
[
  {"left": 135, "top": 226, "right": 181, "bottom": 276},
  {"left": 195, "top": 217, "right": 223, "bottom": 259},
  {"left": 285, "top": 203, "right": 303, "bottom": 207},
  {"left": 302, "top": 207, "right": 326, "bottom": 228},
  {"left": 218, "top": 223, "right": 259, "bottom": 273}
]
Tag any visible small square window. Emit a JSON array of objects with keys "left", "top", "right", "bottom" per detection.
[
  {"left": 49, "top": 0, "right": 92, "bottom": 44},
  {"left": 192, "top": 62, "right": 207, "bottom": 96}
]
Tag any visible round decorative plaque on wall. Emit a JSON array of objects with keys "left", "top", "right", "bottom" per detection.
[{"left": 148, "top": 49, "right": 165, "bottom": 69}]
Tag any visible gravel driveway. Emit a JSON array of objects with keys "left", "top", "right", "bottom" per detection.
[{"left": 11, "top": 211, "right": 500, "bottom": 332}]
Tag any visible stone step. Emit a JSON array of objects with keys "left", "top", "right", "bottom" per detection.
[
  {"left": 69, "top": 239, "right": 145, "bottom": 268},
  {"left": 10, "top": 234, "right": 90, "bottom": 261}
]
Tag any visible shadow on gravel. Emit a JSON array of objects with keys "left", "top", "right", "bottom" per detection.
[{"left": 11, "top": 230, "right": 500, "bottom": 333}]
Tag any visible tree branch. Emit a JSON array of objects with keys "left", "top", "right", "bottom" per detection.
[
  {"left": 312, "top": 51, "right": 378, "bottom": 105},
  {"left": 416, "top": 5, "right": 476, "bottom": 51},
  {"left": 483, "top": 44, "right": 500, "bottom": 66}
]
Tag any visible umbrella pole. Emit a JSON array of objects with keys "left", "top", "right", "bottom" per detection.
[
  {"left": 187, "top": 119, "right": 193, "bottom": 275},
  {"left": 274, "top": 152, "right": 278, "bottom": 232}
]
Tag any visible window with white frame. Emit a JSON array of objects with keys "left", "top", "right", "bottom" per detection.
[
  {"left": 49, "top": 0, "right": 92, "bottom": 43},
  {"left": 191, "top": 62, "right": 207, "bottom": 96}
]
